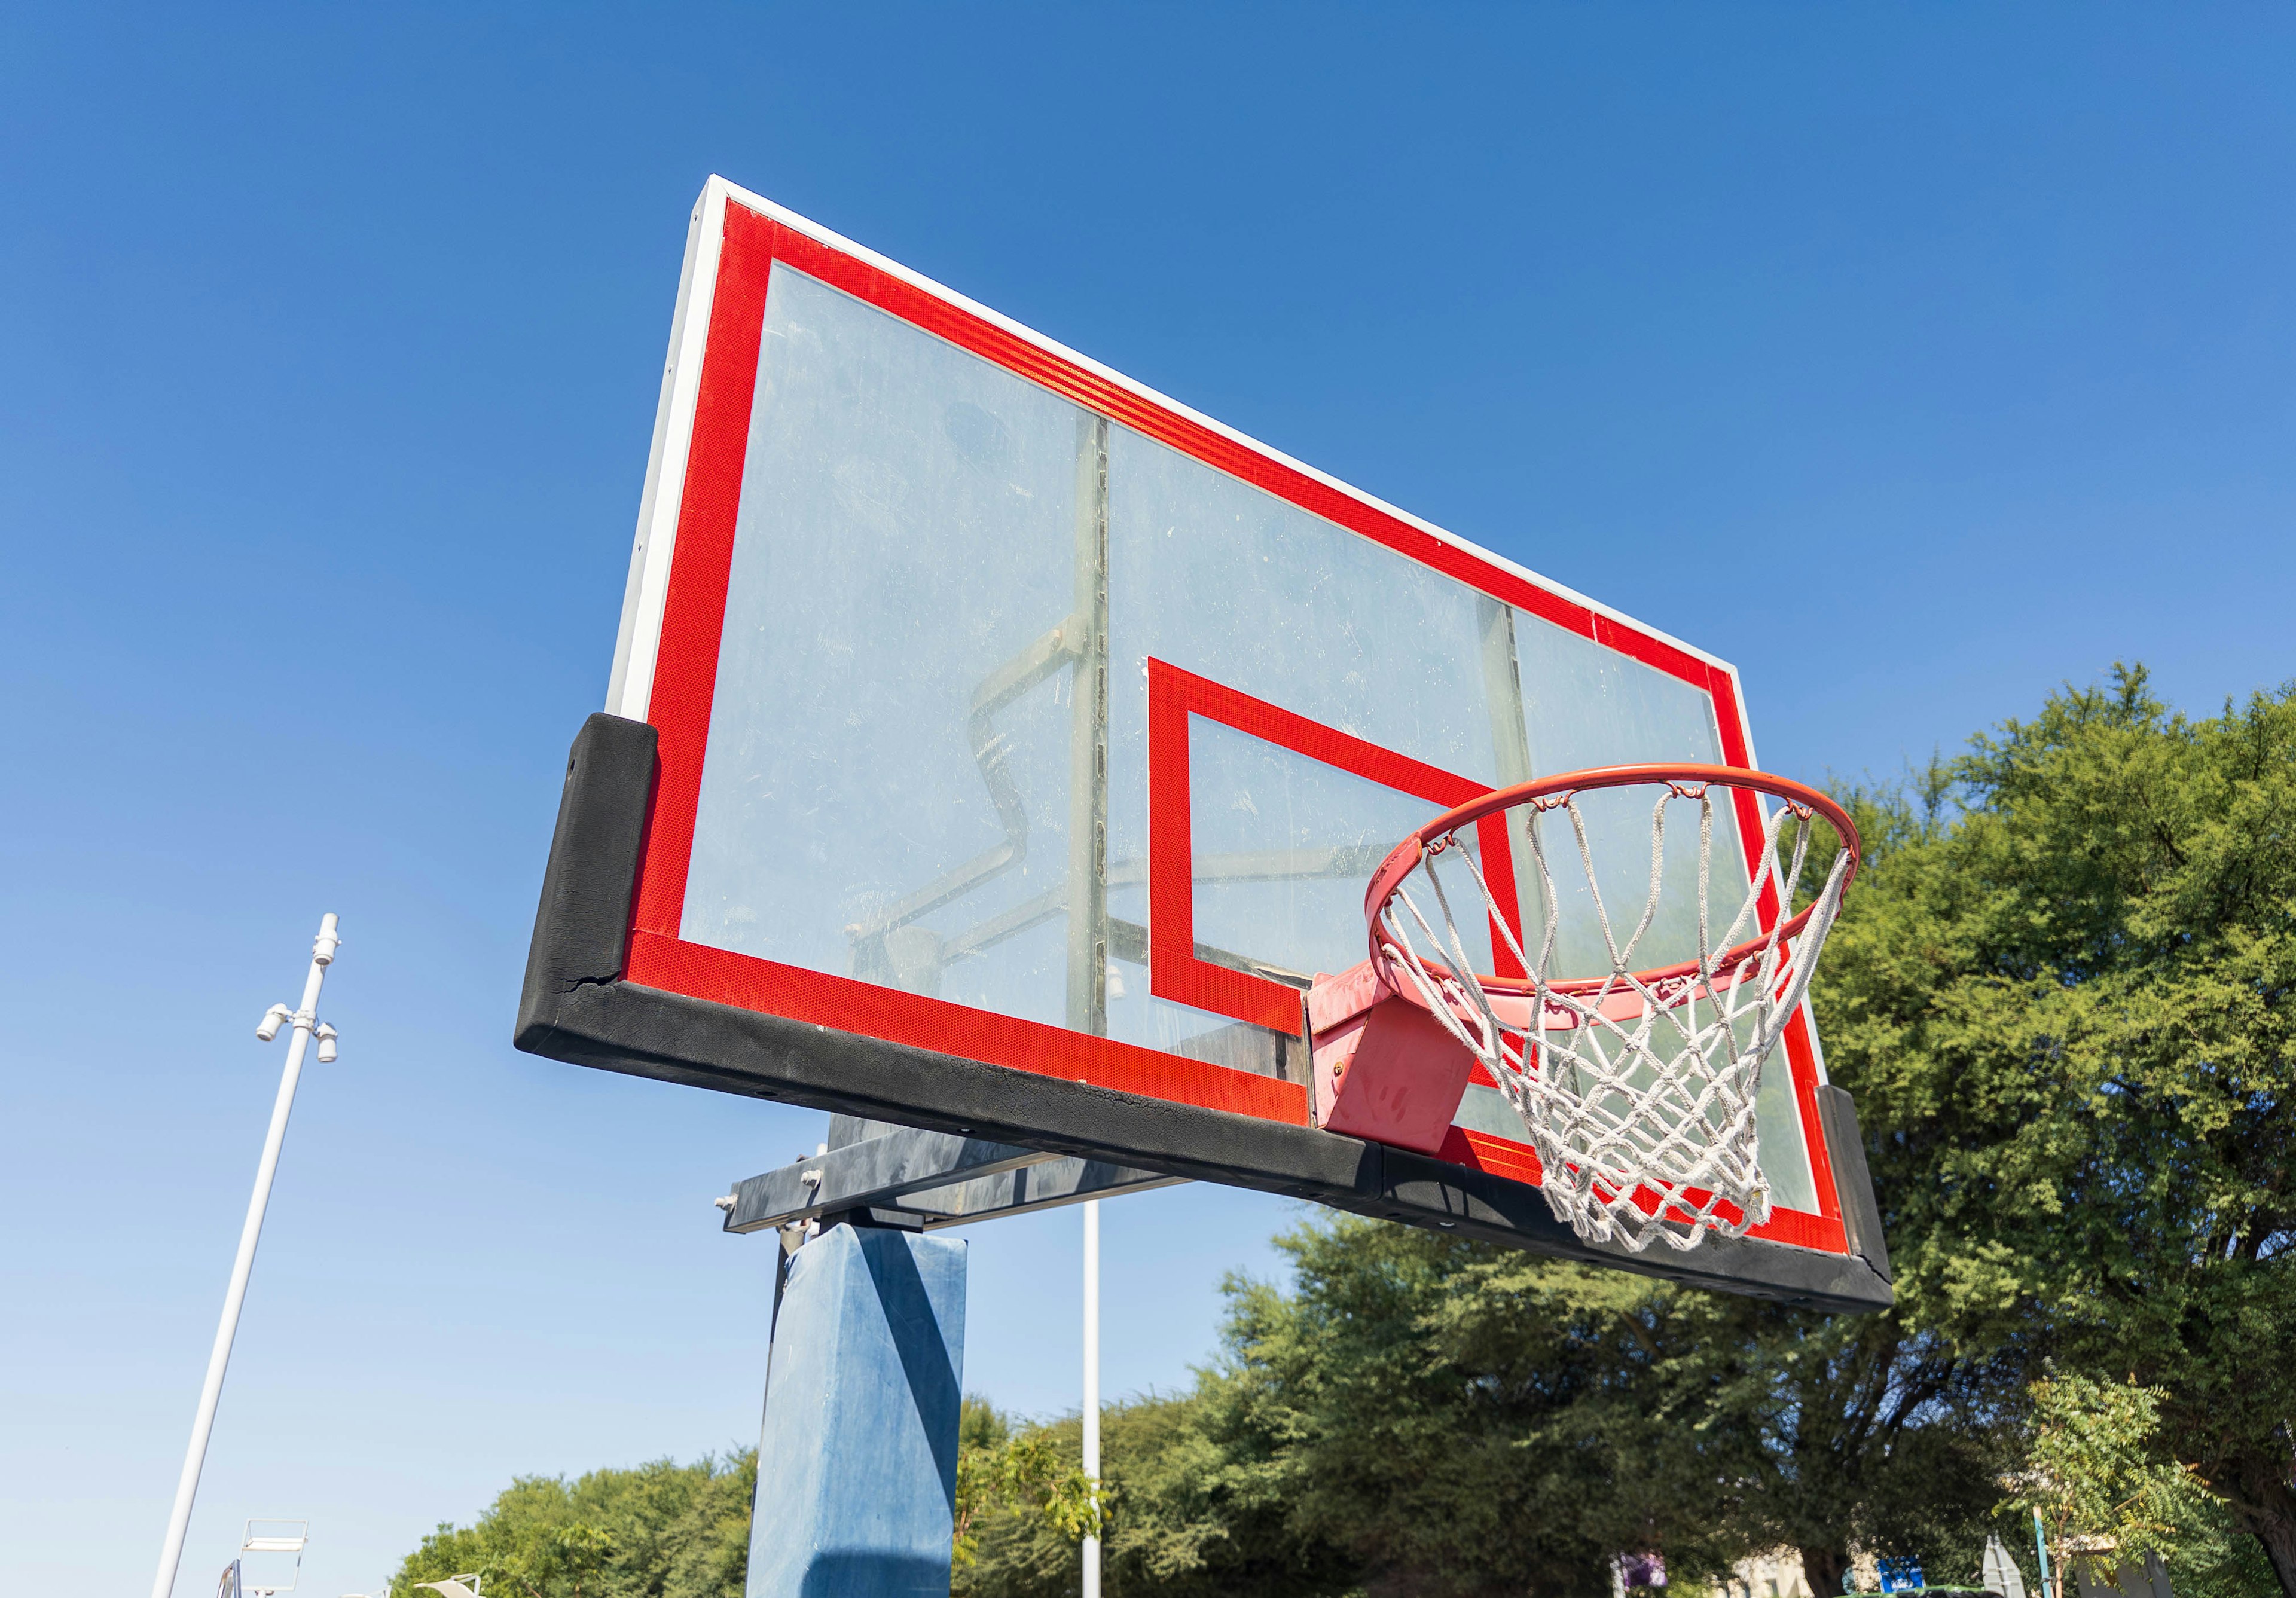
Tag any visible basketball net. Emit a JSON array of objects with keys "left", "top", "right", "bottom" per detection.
[{"left": 1372, "top": 776, "right": 1857, "bottom": 1254}]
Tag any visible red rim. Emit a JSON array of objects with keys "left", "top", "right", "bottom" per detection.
[{"left": 1363, "top": 763, "right": 1862, "bottom": 1004}]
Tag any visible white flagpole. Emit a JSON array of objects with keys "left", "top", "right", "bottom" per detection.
[
  {"left": 1082, "top": 1197, "right": 1101, "bottom": 1598},
  {"left": 150, "top": 915, "right": 342, "bottom": 1598}
]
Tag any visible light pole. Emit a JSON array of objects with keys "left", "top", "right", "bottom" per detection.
[
  {"left": 149, "top": 915, "right": 344, "bottom": 1598},
  {"left": 1082, "top": 1197, "right": 1101, "bottom": 1598}
]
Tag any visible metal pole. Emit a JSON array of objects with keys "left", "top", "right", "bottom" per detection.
[
  {"left": 1068, "top": 405, "right": 1110, "bottom": 1598},
  {"left": 2032, "top": 1508, "right": 2054, "bottom": 1598},
  {"left": 1064, "top": 412, "right": 1110, "bottom": 1041},
  {"left": 1081, "top": 1197, "right": 1101, "bottom": 1598},
  {"left": 150, "top": 914, "right": 341, "bottom": 1598}
]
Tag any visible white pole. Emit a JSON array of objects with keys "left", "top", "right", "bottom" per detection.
[
  {"left": 150, "top": 915, "right": 341, "bottom": 1598},
  {"left": 1081, "top": 1197, "right": 1101, "bottom": 1598}
]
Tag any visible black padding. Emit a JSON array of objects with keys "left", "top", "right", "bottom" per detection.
[
  {"left": 515, "top": 712, "right": 658, "bottom": 1059},
  {"left": 1816, "top": 1084, "right": 1892, "bottom": 1284},
  {"left": 512, "top": 715, "right": 1894, "bottom": 1314}
]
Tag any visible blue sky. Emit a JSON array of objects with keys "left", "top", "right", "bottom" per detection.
[{"left": 5, "top": 4, "right": 2292, "bottom": 1593}]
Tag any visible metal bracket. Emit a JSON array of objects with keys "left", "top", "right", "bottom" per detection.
[{"left": 721, "top": 1123, "right": 1178, "bottom": 1234}]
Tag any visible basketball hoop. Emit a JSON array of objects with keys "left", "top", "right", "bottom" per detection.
[{"left": 1359, "top": 763, "right": 1861, "bottom": 1254}]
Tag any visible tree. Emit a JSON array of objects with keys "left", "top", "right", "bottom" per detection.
[
  {"left": 2012, "top": 1371, "right": 2216, "bottom": 1598},
  {"left": 1811, "top": 668, "right": 2296, "bottom": 1596},
  {"left": 1687, "top": 1291, "right": 2011, "bottom": 1597},
  {"left": 1210, "top": 1221, "right": 1741, "bottom": 1598},
  {"left": 955, "top": 1386, "right": 1353, "bottom": 1598},
  {"left": 954, "top": 1395, "right": 1099, "bottom": 1573},
  {"left": 390, "top": 1453, "right": 754, "bottom": 1598},
  {"left": 1212, "top": 1212, "right": 2009, "bottom": 1598}
]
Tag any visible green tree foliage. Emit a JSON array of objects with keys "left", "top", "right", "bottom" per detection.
[
  {"left": 389, "top": 1453, "right": 754, "bottom": 1598},
  {"left": 1812, "top": 669, "right": 2296, "bottom": 1595},
  {"left": 955, "top": 1217, "right": 2004, "bottom": 1598},
  {"left": 1225, "top": 1216, "right": 2010, "bottom": 1598},
  {"left": 1218, "top": 1221, "right": 1747, "bottom": 1598},
  {"left": 954, "top": 1395, "right": 1100, "bottom": 1572},
  {"left": 2175, "top": 1495, "right": 2289, "bottom": 1598},
  {"left": 954, "top": 1384, "right": 1351, "bottom": 1598},
  {"left": 1680, "top": 1285, "right": 2010, "bottom": 1597},
  {"left": 2011, "top": 1371, "right": 2216, "bottom": 1596}
]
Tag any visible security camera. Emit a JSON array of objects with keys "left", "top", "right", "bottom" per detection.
[
  {"left": 313, "top": 913, "right": 341, "bottom": 966},
  {"left": 257, "top": 1003, "right": 292, "bottom": 1043},
  {"left": 315, "top": 1023, "right": 338, "bottom": 1064}
]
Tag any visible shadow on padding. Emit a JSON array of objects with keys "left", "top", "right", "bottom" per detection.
[{"left": 798, "top": 1551, "right": 953, "bottom": 1597}]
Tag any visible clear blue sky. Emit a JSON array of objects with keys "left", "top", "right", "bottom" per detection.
[{"left": 5, "top": 5, "right": 2292, "bottom": 1592}]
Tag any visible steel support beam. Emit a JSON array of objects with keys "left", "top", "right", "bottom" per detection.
[{"left": 722, "top": 1124, "right": 1178, "bottom": 1235}]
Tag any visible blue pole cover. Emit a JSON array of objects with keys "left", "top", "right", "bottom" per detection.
[{"left": 747, "top": 1224, "right": 969, "bottom": 1598}]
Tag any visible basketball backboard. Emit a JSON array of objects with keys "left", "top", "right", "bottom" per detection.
[{"left": 517, "top": 176, "right": 1889, "bottom": 1310}]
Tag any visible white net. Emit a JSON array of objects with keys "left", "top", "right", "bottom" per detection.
[{"left": 1373, "top": 778, "right": 1855, "bottom": 1253}]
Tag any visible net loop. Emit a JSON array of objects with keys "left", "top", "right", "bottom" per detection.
[{"left": 1363, "top": 764, "right": 1861, "bottom": 1255}]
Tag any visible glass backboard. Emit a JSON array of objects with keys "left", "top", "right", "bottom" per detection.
[{"left": 521, "top": 178, "right": 1885, "bottom": 1301}]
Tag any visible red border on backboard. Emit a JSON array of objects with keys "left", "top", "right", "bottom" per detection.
[
  {"left": 1146, "top": 658, "right": 1526, "bottom": 1035},
  {"left": 616, "top": 193, "right": 1848, "bottom": 1254}
]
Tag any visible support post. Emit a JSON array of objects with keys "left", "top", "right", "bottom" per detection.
[
  {"left": 746, "top": 1224, "right": 968, "bottom": 1598},
  {"left": 1065, "top": 413, "right": 1110, "bottom": 1040},
  {"left": 1475, "top": 595, "right": 1541, "bottom": 936},
  {"left": 151, "top": 915, "right": 343, "bottom": 1598}
]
